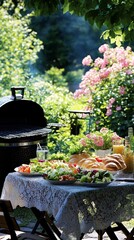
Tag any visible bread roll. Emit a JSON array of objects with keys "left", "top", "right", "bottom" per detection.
[
  {"left": 69, "top": 153, "right": 89, "bottom": 164},
  {"left": 103, "top": 154, "right": 126, "bottom": 171},
  {"left": 105, "top": 162, "right": 119, "bottom": 171},
  {"left": 103, "top": 157, "right": 123, "bottom": 168},
  {"left": 108, "top": 153, "right": 124, "bottom": 163}
]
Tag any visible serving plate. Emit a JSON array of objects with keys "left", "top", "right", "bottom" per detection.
[
  {"left": 76, "top": 181, "right": 113, "bottom": 187},
  {"left": 14, "top": 167, "right": 42, "bottom": 176},
  {"left": 45, "top": 179, "right": 76, "bottom": 185},
  {"left": 115, "top": 178, "right": 134, "bottom": 182}
]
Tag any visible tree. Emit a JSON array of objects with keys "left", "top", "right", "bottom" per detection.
[
  {"left": 30, "top": 11, "right": 105, "bottom": 73},
  {"left": 0, "top": 0, "right": 134, "bottom": 45},
  {"left": 0, "top": 6, "right": 43, "bottom": 95}
]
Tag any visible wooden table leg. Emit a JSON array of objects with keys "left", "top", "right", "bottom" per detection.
[
  {"left": 31, "top": 207, "right": 61, "bottom": 240},
  {"left": 97, "top": 230, "right": 104, "bottom": 240},
  {"left": 126, "top": 228, "right": 134, "bottom": 240},
  {"left": 115, "top": 222, "right": 130, "bottom": 236},
  {"left": 106, "top": 226, "right": 119, "bottom": 240},
  {"left": 96, "top": 230, "right": 105, "bottom": 240},
  {"left": 115, "top": 222, "right": 134, "bottom": 240}
]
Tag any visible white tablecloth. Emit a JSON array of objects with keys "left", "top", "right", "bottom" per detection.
[{"left": 1, "top": 172, "right": 134, "bottom": 240}]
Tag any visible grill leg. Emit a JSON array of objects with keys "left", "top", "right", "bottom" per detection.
[{"left": 126, "top": 228, "right": 134, "bottom": 240}]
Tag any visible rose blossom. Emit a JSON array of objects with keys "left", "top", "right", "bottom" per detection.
[
  {"left": 99, "top": 68, "right": 111, "bottom": 79},
  {"left": 93, "top": 136, "right": 104, "bottom": 147},
  {"left": 100, "top": 127, "right": 109, "bottom": 133},
  {"left": 87, "top": 134, "right": 104, "bottom": 147},
  {"left": 116, "top": 106, "right": 121, "bottom": 111},
  {"left": 106, "top": 108, "right": 112, "bottom": 116},
  {"left": 73, "top": 89, "right": 84, "bottom": 98},
  {"left": 112, "top": 132, "right": 121, "bottom": 141},
  {"left": 94, "top": 57, "right": 108, "bottom": 68},
  {"left": 119, "top": 86, "right": 126, "bottom": 95},
  {"left": 82, "top": 55, "right": 93, "bottom": 66},
  {"left": 99, "top": 44, "right": 109, "bottom": 53},
  {"left": 109, "top": 97, "right": 116, "bottom": 104},
  {"left": 79, "top": 138, "right": 87, "bottom": 146}
]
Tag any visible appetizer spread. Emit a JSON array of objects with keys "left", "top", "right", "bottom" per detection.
[{"left": 15, "top": 159, "right": 114, "bottom": 184}]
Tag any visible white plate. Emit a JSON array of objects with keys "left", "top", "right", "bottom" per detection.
[
  {"left": 45, "top": 179, "right": 76, "bottom": 185},
  {"left": 109, "top": 170, "right": 123, "bottom": 176},
  {"left": 14, "top": 167, "right": 42, "bottom": 176}
]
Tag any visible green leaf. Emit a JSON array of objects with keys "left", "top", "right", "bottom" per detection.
[{"left": 63, "top": 0, "right": 70, "bottom": 13}]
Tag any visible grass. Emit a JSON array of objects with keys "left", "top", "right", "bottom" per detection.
[
  {"left": 123, "top": 218, "right": 134, "bottom": 229},
  {"left": 14, "top": 207, "right": 36, "bottom": 227}
]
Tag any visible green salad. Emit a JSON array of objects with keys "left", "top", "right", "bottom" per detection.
[{"left": 78, "top": 169, "right": 114, "bottom": 183}]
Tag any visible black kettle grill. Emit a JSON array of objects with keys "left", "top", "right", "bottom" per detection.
[{"left": 0, "top": 86, "right": 51, "bottom": 192}]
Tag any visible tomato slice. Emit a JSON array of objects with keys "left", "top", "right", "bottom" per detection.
[
  {"left": 96, "top": 157, "right": 103, "bottom": 162},
  {"left": 18, "top": 165, "right": 30, "bottom": 173},
  {"left": 23, "top": 166, "right": 30, "bottom": 173}
]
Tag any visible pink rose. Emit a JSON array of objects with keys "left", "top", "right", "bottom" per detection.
[
  {"left": 79, "top": 138, "right": 87, "bottom": 146},
  {"left": 116, "top": 106, "right": 121, "bottom": 111},
  {"left": 106, "top": 108, "right": 112, "bottom": 116},
  {"left": 119, "top": 86, "right": 126, "bottom": 95},
  {"left": 99, "top": 68, "right": 111, "bottom": 79},
  {"left": 112, "top": 132, "right": 121, "bottom": 141},
  {"left": 99, "top": 44, "right": 109, "bottom": 53},
  {"left": 100, "top": 128, "right": 109, "bottom": 133},
  {"left": 93, "top": 136, "right": 104, "bottom": 147},
  {"left": 82, "top": 55, "right": 93, "bottom": 66},
  {"left": 109, "top": 98, "right": 116, "bottom": 104},
  {"left": 94, "top": 58, "right": 107, "bottom": 68}
]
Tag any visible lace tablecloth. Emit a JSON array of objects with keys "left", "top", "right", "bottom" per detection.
[{"left": 1, "top": 172, "right": 134, "bottom": 240}]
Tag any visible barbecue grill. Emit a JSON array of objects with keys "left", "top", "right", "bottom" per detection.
[{"left": 0, "top": 86, "right": 51, "bottom": 192}]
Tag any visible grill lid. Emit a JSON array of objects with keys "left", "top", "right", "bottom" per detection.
[
  {"left": 0, "top": 86, "right": 51, "bottom": 145},
  {"left": 0, "top": 87, "right": 47, "bottom": 128}
]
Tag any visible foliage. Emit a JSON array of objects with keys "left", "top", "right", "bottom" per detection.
[
  {"left": 1, "top": 0, "right": 134, "bottom": 45},
  {"left": 79, "top": 127, "right": 121, "bottom": 150},
  {"left": 25, "top": 67, "right": 88, "bottom": 126},
  {"left": 44, "top": 67, "right": 67, "bottom": 87},
  {"left": 30, "top": 12, "right": 105, "bottom": 74},
  {"left": 65, "top": 69, "right": 83, "bottom": 92},
  {"left": 130, "top": 136, "right": 134, "bottom": 151},
  {"left": 0, "top": 5, "right": 43, "bottom": 95},
  {"left": 74, "top": 44, "right": 134, "bottom": 137},
  {"left": 47, "top": 127, "right": 86, "bottom": 158}
]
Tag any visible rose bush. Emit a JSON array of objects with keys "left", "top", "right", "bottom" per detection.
[
  {"left": 79, "top": 127, "right": 121, "bottom": 150},
  {"left": 74, "top": 44, "right": 134, "bottom": 137}
]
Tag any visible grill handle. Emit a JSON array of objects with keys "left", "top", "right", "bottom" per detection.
[{"left": 11, "top": 86, "right": 25, "bottom": 100}]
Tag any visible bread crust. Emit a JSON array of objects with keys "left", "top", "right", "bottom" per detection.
[{"left": 105, "top": 162, "right": 119, "bottom": 171}]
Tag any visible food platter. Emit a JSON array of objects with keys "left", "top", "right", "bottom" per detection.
[
  {"left": 109, "top": 169, "right": 124, "bottom": 177},
  {"left": 14, "top": 167, "right": 42, "bottom": 176},
  {"left": 44, "top": 179, "right": 113, "bottom": 187},
  {"left": 76, "top": 181, "right": 113, "bottom": 187},
  {"left": 45, "top": 179, "right": 76, "bottom": 185}
]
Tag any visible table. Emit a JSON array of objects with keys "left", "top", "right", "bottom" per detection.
[{"left": 1, "top": 172, "right": 134, "bottom": 240}]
